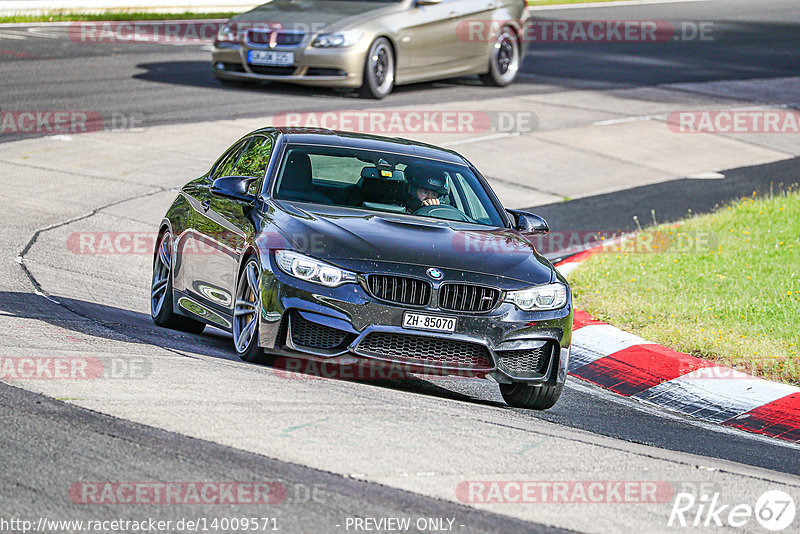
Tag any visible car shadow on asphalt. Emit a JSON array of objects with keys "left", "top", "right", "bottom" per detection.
[
  {"left": 130, "top": 60, "right": 560, "bottom": 100},
  {"left": 0, "top": 290, "right": 505, "bottom": 408}
]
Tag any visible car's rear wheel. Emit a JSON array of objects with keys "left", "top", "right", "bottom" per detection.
[
  {"left": 151, "top": 231, "right": 205, "bottom": 333},
  {"left": 359, "top": 37, "right": 394, "bottom": 99},
  {"left": 233, "top": 257, "right": 271, "bottom": 363},
  {"left": 480, "top": 26, "right": 520, "bottom": 87},
  {"left": 500, "top": 382, "right": 563, "bottom": 410}
]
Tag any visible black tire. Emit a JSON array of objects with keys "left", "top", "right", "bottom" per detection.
[
  {"left": 479, "top": 26, "right": 521, "bottom": 87},
  {"left": 233, "top": 257, "right": 273, "bottom": 364},
  {"left": 150, "top": 231, "right": 206, "bottom": 334},
  {"left": 359, "top": 37, "right": 395, "bottom": 99},
  {"left": 500, "top": 382, "right": 563, "bottom": 410}
]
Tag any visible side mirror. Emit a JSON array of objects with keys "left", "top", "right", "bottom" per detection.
[
  {"left": 508, "top": 210, "right": 549, "bottom": 235},
  {"left": 211, "top": 176, "right": 257, "bottom": 203}
]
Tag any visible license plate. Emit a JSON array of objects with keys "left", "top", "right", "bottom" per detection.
[
  {"left": 402, "top": 312, "right": 456, "bottom": 333},
  {"left": 247, "top": 50, "right": 294, "bottom": 66}
]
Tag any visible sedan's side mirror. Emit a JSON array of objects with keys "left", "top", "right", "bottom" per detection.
[
  {"left": 211, "top": 176, "right": 257, "bottom": 203},
  {"left": 508, "top": 210, "right": 549, "bottom": 235}
]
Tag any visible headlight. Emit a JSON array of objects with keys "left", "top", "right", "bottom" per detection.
[
  {"left": 216, "top": 22, "right": 238, "bottom": 44},
  {"left": 274, "top": 250, "right": 357, "bottom": 287},
  {"left": 311, "top": 31, "right": 363, "bottom": 48},
  {"left": 506, "top": 283, "right": 568, "bottom": 311}
]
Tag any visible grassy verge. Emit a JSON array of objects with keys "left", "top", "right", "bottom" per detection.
[
  {"left": 570, "top": 188, "right": 800, "bottom": 385},
  {"left": 0, "top": 12, "right": 238, "bottom": 23}
]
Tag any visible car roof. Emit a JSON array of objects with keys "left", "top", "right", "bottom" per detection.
[{"left": 249, "top": 127, "right": 469, "bottom": 166}]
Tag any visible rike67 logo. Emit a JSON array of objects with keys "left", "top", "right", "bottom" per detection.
[{"left": 669, "top": 490, "right": 796, "bottom": 531}]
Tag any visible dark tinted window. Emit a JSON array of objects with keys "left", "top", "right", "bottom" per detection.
[
  {"left": 212, "top": 140, "right": 247, "bottom": 180},
  {"left": 233, "top": 136, "right": 273, "bottom": 179}
]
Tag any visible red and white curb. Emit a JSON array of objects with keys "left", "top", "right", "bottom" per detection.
[{"left": 556, "top": 251, "right": 800, "bottom": 444}]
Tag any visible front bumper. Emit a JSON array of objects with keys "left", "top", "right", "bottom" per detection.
[
  {"left": 212, "top": 42, "right": 366, "bottom": 88},
  {"left": 258, "top": 259, "right": 572, "bottom": 385}
]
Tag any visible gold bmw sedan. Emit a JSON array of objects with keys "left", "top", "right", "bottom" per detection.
[{"left": 212, "top": 0, "right": 530, "bottom": 98}]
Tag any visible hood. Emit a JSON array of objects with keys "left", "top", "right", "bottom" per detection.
[
  {"left": 262, "top": 202, "right": 555, "bottom": 288},
  {"left": 232, "top": 0, "right": 397, "bottom": 31}
]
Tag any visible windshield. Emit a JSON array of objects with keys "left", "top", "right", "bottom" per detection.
[{"left": 272, "top": 145, "right": 506, "bottom": 227}]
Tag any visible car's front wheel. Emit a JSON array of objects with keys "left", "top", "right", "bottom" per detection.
[
  {"left": 359, "top": 37, "right": 395, "bottom": 99},
  {"left": 480, "top": 26, "right": 520, "bottom": 87},
  {"left": 500, "top": 382, "right": 563, "bottom": 410},
  {"left": 233, "top": 257, "right": 271, "bottom": 363},
  {"left": 151, "top": 230, "right": 205, "bottom": 333}
]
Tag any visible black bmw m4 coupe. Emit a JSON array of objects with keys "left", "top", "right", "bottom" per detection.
[{"left": 151, "top": 128, "right": 572, "bottom": 409}]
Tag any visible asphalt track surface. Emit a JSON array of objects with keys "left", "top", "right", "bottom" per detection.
[
  {"left": 2, "top": 0, "right": 800, "bottom": 531},
  {"left": 1, "top": 0, "right": 800, "bottom": 140}
]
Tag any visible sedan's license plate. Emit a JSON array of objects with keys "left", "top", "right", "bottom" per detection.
[
  {"left": 402, "top": 312, "right": 456, "bottom": 333},
  {"left": 247, "top": 50, "right": 294, "bottom": 66}
]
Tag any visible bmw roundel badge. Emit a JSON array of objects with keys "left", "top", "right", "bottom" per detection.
[{"left": 427, "top": 268, "right": 444, "bottom": 280}]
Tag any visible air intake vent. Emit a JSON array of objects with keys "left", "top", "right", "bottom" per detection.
[
  {"left": 439, "top": 284, "right": 500, "bottom": 312},
  {"left": 357, "top": 332, "right": 492, "bottom": 370},
  {"left": 496, "top": 343, "right": 553, "bottom": 377},
  {"left": 366, "top": 275, "right": 431, "bottom": 307},
  {"left": 290, "top": 311, "right": 352, "bottom": 350}
]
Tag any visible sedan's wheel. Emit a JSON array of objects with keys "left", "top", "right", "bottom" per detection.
[
  {"left": 480, "top": 27, "right": 520, "bottom": 87},
  {"left": 233, "top": 258, "right": 270, "bottom": 363},
  {"left": 500, "top": 382, "right": 563, "bottom": 410},
  {"left": 359, "top": 37, "right": 394, "bottom": 99},
  {"left": 151, "top": 231, "right": 205, "bottom": 333}
]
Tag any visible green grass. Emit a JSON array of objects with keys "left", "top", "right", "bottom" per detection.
[
  {"left": 570, "top": 187, "right": 800, "bottom": 385},
  {"left": 0, "top": 12, "right": 237, "bottom": 23}
]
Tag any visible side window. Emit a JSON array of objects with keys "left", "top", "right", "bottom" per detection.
[
  {"left": 233, "top": 136, "right": 274, "bottom": 179},
  {"left": 212, "top": 140, "right": 248, "bottom": 180},
  {"left": 455, "top": 173, "right": 490, "bottom": 223},
  {"left": 308, "top": 154, "right": 364, "bottom": 185}
]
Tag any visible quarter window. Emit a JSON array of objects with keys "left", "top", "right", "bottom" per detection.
[
  {"left": 212, "top": 140, "right": 247, "bottom": 180},
  {"left": 234, "top": 136, "right": 274, "bottom": 179}
]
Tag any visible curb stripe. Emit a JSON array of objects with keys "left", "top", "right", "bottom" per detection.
[
  {"left": 571, "top": 324, "right": 653, "bottom": 369},
  {"left": 634, "top": 370, "right": 798, "bottom": 424},
  {"left": 571, "top": 344, "right": 717, "bottom": 396},
  {"left": 572, "top": 310, "right": 605, "bottom": 330},
  {"left": 558, "top": 247, "right": 800, "bottom": 443},
  {"left": 723, "top": 393, "right": 800, "bottom": 442}
]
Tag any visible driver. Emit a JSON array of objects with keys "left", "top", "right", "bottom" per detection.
[{"left": 403, "top": 164, "right": 450, "bottom": 213}]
